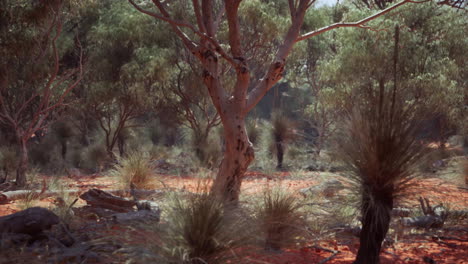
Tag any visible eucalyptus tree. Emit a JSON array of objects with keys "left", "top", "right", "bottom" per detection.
[
  {"left": 84, "top": 0, "right": 174, "bottom": 157},
  {"left": 161, "top": 48, "right": 221, "bottom": 166},
  {"left": 128, "top": 0, "right": 433, "bottom": 203},
  {"left": 0, "top": 0, "right": 83, "bottom": 186}
]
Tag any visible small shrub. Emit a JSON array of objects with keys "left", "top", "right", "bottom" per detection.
[
  {"left": 191, "top": 132, "right": 222, "bottom": 169},
  {"left": 0, "top": 146, "right": 18, "bottom": 182},
  {"left": 110, "top": 151, "right": 153, "bottom": 190},
  {"left": 84, "top": 143, "right": 108, "bottom": 172},
  {"left": 270, "top": 112, "right": 296, "bottom": 169},
  {"left": 16, "top": 190, "right": 40, "bottom": 210},
  {"left": 52, "top": 121, "right": 74, "bottom": 158},
  {"left": 247, "top": 119, "right": 261, "bottom": 146},
  {"left": 256, "top": 186, "right": 304, "bottom": 251},
  {"left": 161, "top": 190, "right": 249, "bottom": 264}
]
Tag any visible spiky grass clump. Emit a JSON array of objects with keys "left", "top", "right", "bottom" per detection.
[
  {"left": 83, "top": 143, "right": 108, "bottom": 172},
  {"left": 270, "top": 112, "right": 296, "bottom": 169},
  {"left": 256, "top": 186, "right": 304, "bottom": 251},
  {"left": 0, "top": 146, "right": 18, "bottom": 183},
  {"left": 162, "top": 190, "right": 248, "bottom": 264},
  {"left": 110, "top": 151, "right": 153, "bottom": 190},
  {"left": 247, "top": 119, "right": 261, "bottom": 146}
]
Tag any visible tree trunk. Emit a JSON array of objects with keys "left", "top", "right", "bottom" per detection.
[
  {"left": 15, "top": 139, "right": 28, "bottom": 187},
  {"left": 354, "top": 190, "right": 393, "bottom": 264},
  {"left": 81, "top": 122, "right": 90, "bottom": 146},
  {"left": 117, "top": 135, "right": 125, "bottom": 157},
  {"left": 276, "top": 140, "right": 284, "bottom": 169},
  {"left": 61, "top": 139, "right": 67, "bottom": 159},
  {"left": 211, "top": 117, "right": 254, "bottom": 204}
]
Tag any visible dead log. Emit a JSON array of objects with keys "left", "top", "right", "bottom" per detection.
[
  {"left": 401, "top": 215, "right": 445, "bottom": 229},
  {"left": 0, "top": 188, "right": 164, "bottom": 204},
  {"left": 401, "top": 197, "right": 448, "bottom": 229},
  {"left": 79, "top": 189, "right": 136, "bottom": 212},
  {"left": 111, "top": 210, "right": 160, "bottom": 223},
  {"left": 0, "top": 207, "right": 60, "bottom": 235},
  {"left": 392, "top": 208, "right": 411, "bottom": 217}
]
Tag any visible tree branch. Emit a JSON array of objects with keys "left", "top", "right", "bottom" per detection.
[
  {"left": 245, "top": 0, "right": 311, "bottom": 113},
  {"left": 296, "top": 0, "right": 428, "bottom": 42}
]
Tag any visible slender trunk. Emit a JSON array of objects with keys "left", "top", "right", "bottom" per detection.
[
  {"left": 16, "top": 139, "right": 28, "bottom": 187},
  {"left": 211, "top": 117, "right": 254, "bottom": 204},
  {"left": 81, "top": 124, "right": 90, "bottom": 146},
  {"left": 276, "top": 141, "right": 284, "bottom": 169},
  {"left": 61, "top": 139, "right": 67, "bottom": 159},
  {"left": 117, "top": 135, "right": 125, "bottom": 157},
  {"left": 0, "top": 168, "right": 6, "bottom": 184},
  {"left": 354, "top": 189, "right": 393, "bottom": 264}
]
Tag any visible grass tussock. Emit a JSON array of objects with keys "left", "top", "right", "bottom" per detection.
[
  {"left": 0, "top": 146, "right": 18, "bottom": 183},
  {"left": 110, "top": 151, "right": 153, "bottom": 190},
  {"left": 271, "top": 112, "right": 297, "bottom": 169},
  {"left": 256, "top": 185, "right": 304, "bottom": 251},
  {"left": 160, "top": 188, "right": 249, "bottom": 264}
]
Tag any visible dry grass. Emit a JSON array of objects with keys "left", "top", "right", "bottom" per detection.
[
  {"left": 159, "top": 187, "right": 250, "bottom": 264},
  {"left": 110, "top": 151, "right": 154, "bottom": 190},
  {"left": 255, "top": 185, "right": 305, "bottom": 251}
]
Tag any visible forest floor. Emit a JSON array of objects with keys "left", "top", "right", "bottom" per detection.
[{"left": 0, "top": 156, "right": 467, "bottom": 264}]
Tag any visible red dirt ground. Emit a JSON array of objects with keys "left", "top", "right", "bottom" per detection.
[{"left": 1, "top": 170, "right": 467, "bottom": 264}]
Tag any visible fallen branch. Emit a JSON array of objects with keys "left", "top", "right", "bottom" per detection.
[
  {"left": 309, "top": 246, "right": 340, "bottom": 264},
  {"left": 318, "top": 251, "right": 340, "bottom": 264},
  {"left": 79, "top": 189, "right": 137, "bottom": 212},
  {"left": 0, "top": 188, "right": 164, "bottom": 204}
]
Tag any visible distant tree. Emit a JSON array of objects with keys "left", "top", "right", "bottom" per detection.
[
  {"left": 0, "top": 0, "right": 83, "bottom": 186},
  {"left": 84, "top": 1, "right": 169, "bottom": 158},
  {"left": 128, "top": 0, "right": 432, "bottom": 203},
  {"left": 162, "top": 47, "right": 221, "bottom": 166}
]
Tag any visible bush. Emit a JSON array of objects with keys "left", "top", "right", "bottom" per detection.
[
  {"left": 255, "top": 186, "right": 304, "bottom": 251},
  {"left": 161, "top": 190, "right": 248, "bottom": 264},
  {"left": 270, "top": 112, "right": 296, "bottom": 169},
  {"left": 84, "top": 143, "right": 108, "bottom": 172},
  {"left": 247, "top": 119, "right": 261, "bottom": 146},
  {"left": 110, "top": 151, "right": 153, "bottom": 190},
  {"left": 0, "top": 146, "right": 18, "bottom": 182}
]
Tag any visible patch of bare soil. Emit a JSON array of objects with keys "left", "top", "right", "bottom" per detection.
[{"left": 1, "top": 168, "right": 466, "bottom": 263}]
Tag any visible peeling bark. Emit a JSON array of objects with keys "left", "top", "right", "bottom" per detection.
[{"left": 211, "top": 117, "right": 254, "bottom": 204}]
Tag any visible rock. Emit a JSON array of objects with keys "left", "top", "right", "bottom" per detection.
[
  {"left": 303, "top": 162, "right": 326, "bottom": 172},
  {"left": 392, "top": 208, "right": 411, "bottom": 217},
  {"left": 448, "top": 135, "right": 464, "bottom": 148},
  {"left": 136, "top": 200, "right": 160, "bottom": 212},
  {"left": 300, "top": 179, "right": 344, "bottom": 198},
  {"left": 66, "top": 168, "right": 83, "bottom": 178},
  {"left": 112, "top": 210, "right": 160, "bottom": 223},
  {"left": 0, "top": 207, "right": 60, "bottom": 235},
  {"left": 322, "top": 180, "right": 344, "bottom": 197}
]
